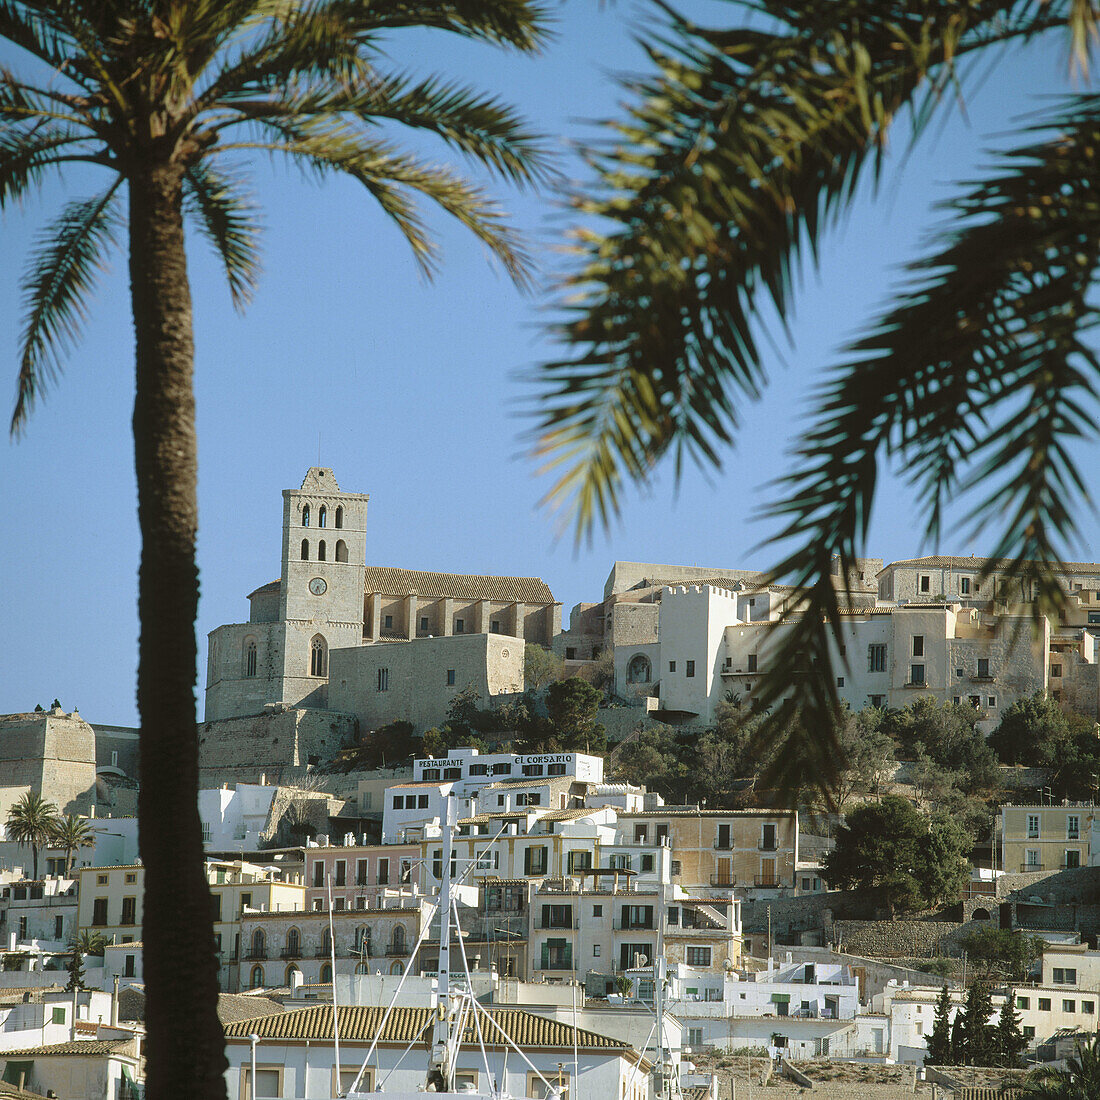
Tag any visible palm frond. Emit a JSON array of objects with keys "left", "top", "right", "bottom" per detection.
[
  {"left": 530, "top": 0, "right": 1067, "bottom": 544},
  {"left": 337, "top": 0, "right": 551, "bottom": 51},
  {"left": 749, "top": 93, "right": 1100, "bottom": 804},
  {"left": 183, "top": 159, "right": 261, "bottom": 308},
  {"left": 237, "top": 115, "right": 535, "bottom": 285},
  {"left": 0, "top": 118, "right": 87, "bottom": 208},
  {"left": 11, "top": 183, "right": 122, "bottom": 434}
]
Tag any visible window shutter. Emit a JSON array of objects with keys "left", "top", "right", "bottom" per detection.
[
  {"left": 524, "top": 848, "right": 532, "bottom": 874},
  {"left": 542, "top": 905, "right": 551, "bottom": 927}
]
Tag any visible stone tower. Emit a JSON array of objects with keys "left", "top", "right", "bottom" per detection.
[
  {"left": 275, "top": 467, "right": 368, "bottom": 708},
  {"left": 204, "top": 468, "right": 368, "bottom": 721}
]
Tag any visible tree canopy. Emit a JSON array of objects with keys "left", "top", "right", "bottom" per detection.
[{"left": 822, "top": 795, "right": 970, "bottom": 918}]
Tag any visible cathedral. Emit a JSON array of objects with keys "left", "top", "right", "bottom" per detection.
[{"left": 204, "top": 468, "right": 560, "bottom": 724}]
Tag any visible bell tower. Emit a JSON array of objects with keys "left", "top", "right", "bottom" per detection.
[{"left": 276, "top": 467, "right": 368, "bottom": 706}]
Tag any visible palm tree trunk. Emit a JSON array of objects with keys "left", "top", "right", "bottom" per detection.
[{"left": 129, "top": 160, "right": 226, "bottom": 1100}]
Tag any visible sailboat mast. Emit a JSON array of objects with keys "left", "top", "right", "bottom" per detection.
[{"left": 429, "top": 791, "right": 458, "bottom": 1090}]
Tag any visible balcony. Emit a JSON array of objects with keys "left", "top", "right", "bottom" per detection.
[
  {"left": 1020, "top": 863, "right": 1045, "bottom": 873},
  {"left": 759, "top": 842, "right": 778, "bottom": 852},
  {"left": 613, "top": 920, "right": 655, "bottom": 931},
  {"left": 754, "top": 875, "right": 781, "bottom": 888},
  {"left": 386, "top": 944, "right": 409, "bottom": 956},
  {"left": 713, "top": 840, "right": 733, "bottom": 850},
  {"left": 536, "top": 958, "right": 573, "bottom": 971},
  {"left": 244, "top": 950, "right": 268, "bottom": 961},
  {"left": 533, "top": 920, "right": 577, "bottom": 931},
  {"left": 280, "top": 949, "right": 301, "bottom": 960},
  {"left": 709, "top": 875, "right": 736, "bottom": 887}
]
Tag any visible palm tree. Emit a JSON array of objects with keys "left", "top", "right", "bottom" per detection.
[
  {"left": 1023, "top": 1035, "right": 1100, "bottom": 1098},
  {"left": 532, "top": 1, "right": 1100, "bottom": 801},
  {"left": 3, "top": 3, "right": 549, "bottom": 1096},
  {"left": 75, "top": 928, "right": 109, "bottom": 958},
  {"left": 51, "top": 813, "right": 96, "bottom": 876},
  {"left": 5, "top": 792, "right": 60, "bottom": 881}
]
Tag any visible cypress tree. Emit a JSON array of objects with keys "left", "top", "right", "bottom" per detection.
[
  {"left": 926, "top": 984, "right": 953, "bottom": 1065},
  {"left": 995, "top": 989, "right": 1027, "bottom": 1067},
  {"left": 65, "top": 945, "right": 86, "bottom": 993},
  {"left": 960, "top": 981, "right": 998, "bottom": 1066},
  {"left": 950, "top": 1011, "right": 966, "bottom": 1065}
]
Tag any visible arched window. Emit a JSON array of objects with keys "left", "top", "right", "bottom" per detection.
[
  {"left": 317, "top": 540, "right": 326, "bottom": 562},
  {"left": 320, "top": 962, "right": 333, "bottom": 984},
  {"left": 285, "top": 964, "right": 301, "bottom": 986},
  {"left": 301, "top": 539, "right": 309, "bottom": 561},
  {"left": 251, "top": 929, "right": 265, "bottom": 958},
  {"left": 627, "top": 654, "right": 652, "bottom": 684},
  {"left": 318, "top": 505, "right": 327, "bottom": 528},
  {"left": 389, "top": 961, "right": 403, "bottom": 975},
  {"left": 355, "top": 926, "right": 371, "bottom": 955},
  {"left": 244, "top": 639, "right": 257, "bottom": 679},
  {"left": 302, "top": 504, "right": 310, "bottom": 527},
  {"left": 321, "top": 927, "right": 332, "bottom": 955},
  {"left": 286, "top": 927, "right": 301, "bottom": 958},
  {"left": 335, "top": 506, "right": 344, "bottom": 529},
  {"left": 335, "top": 540, "right": 348, "bottom": 563},
  {"left": 355, "top": 961, "right": 369, "bottom": 975},
  {"left": 250, "top": 965, "right": 264, "bottom": 989},
  {"left": 310, "top": 635, "right": 327, "bottom": 677},
  {"left": 390, "top": 924, "right": 406, "bottom": 953},
  {"left": 972, "top": 907, "right": 992, "bottom": 922}
]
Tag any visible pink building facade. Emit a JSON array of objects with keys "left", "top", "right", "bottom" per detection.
[{"left": 304, "top": 844, "right": 421, "bottom": 911}]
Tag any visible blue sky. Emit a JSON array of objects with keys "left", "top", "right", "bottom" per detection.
[{"left": 1, "top": 6, "right": 1097, "bottom": 726}]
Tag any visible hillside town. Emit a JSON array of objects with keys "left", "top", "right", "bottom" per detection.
[{"left": 3, "top": 469, "right": 1100, "bottom": 1100}]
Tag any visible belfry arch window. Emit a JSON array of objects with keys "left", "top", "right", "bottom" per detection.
[
  {"left": 335, "top": 506, "right": 344, "bottom": 529},
  {"left": 244, "top": 638, "right": 257, "bottom": 678},
  {"left": 302, "top": 504, "right": 310, "bottom": 527},
  {"left": 301, "top": 539, "right": 309, "bottom": 561},
  {"left": 317, "top": 540, "right": 327, "bottom": 562},
  {"left": 311, "top": 635, "right": 328, "bottom": 677},
  {"left": 335, "top": 540, "right": 348, "bottom": 563},
  {"left": 319, "top": 505, "right": 327, "bottom": 528},
  {"left": 627, "top": 654, "right": 652, "bottom": 684}
]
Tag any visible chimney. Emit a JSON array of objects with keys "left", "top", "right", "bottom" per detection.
[{"left": 111, "top": 976, "right": 120, "bottom": 1027}]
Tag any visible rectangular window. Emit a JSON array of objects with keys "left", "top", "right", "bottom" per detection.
[
  {"left": 418, "top": 794, "right": 428, "bottom": 808},
  {"left": 1024, "top": 1026, "right": 1036, "bottom": 1039},
  {"left": 1084, "top": 1001, "right": 1095, "bottom": 1014},
  {"left": 455, "top": 617, "right": 465, "bottom": 633},
  {"left": 377, "top": 668, "right": 389, "bottom": 691},
  {"left": 912, "top": 635, "right": 924, "bottom": 657},
  {"left": 687, "top": 1028, "right": 704, "bottom": 1048},
  {"left": 1017, "top": 996, "right": 1030, "bottom": 1009},
  {"left": 870, "top": 694, "right": 885, "bottom": 708},
  {"left": 92, "top": 897, "right": 108, "bottom": 926},
  {"left": 491, "top": 619, "right": 501, "bottom": 633},
  {"left": 592, "top": 904, "right": 602, "bottom": 917},
  {"left": 641, "top": 853, "right": 654, "bottom": 872},
  {"left": 1064, "top": 1000, "right": 1076, "bottom": 1013},
  {"left": 988, "top": 696, "right": 997, "bottom": 707},
  {"left": 910, "top": 663, "right": 925, "bottom": 685},
  {"left": 761, "top": 823, "right": 777, "bottom": 851},
  {"left": 356, "top": 859, "right": 368, "bottom": 886},
  {"left": 334, "top": 860, "right": 346, "bottom": 887},
  {"left": 686, "top": 946, "right": 712, "bottom": 967},
  {"left": 1068, "top": 815, "right": 1080, "bottom": 839},
  {"left": 747, "top": 653, "right": 758, "bottom": 672},
  {"left": 868, "top": 644, "right": 886, "bottom": 673},
  {"left": 976, "top": 657, "right": 990, "bottom": 677},
  {"left": 960, "top": 577, "right": 971, "bottom": 595},
  {"left": 384, "top": 614, "right": 393, "bottom": 629},
  {"left": 565, "top": 647, "right": 576, "bottom": 660},
  {"left": 54, "top": 915, "right": 63, "bottom": 939},
  {"left": 1052, "top": 662, "right": 1063, "bottom": 678},
  {"left": 668, "top": 660, "right": 676, "bottom": 673},
  {"left": 420, "top": 616, "right": 429, "bottom": 631},
  {"left": 1053, "top": 968, "right": 1078, "bottom": 984},
  {"left": 592, "top": 944, "right": 601, "bottom": 957},
  {"left": 446, "top": 669, "right": 456, "bottom": 686},
  {"left": 492, "top": 763, "right": 512, "bottom": 775},
  {"left": 121, "top": 896, "right": 136, "bottom": 925},
  {"left": 1027, "top": 815, "right": 1040, "bottom": 839},
  {"left": 524, "top": 846, "right": 548, "bottom": 875},
  {"left": 376, "top": 859, "right": 389, "bottom": 885},
  {"left": 1025, "top": 848, "right": 1040, "bottom": 868},
  {"left": 522, "top": 764, "right": 543, "bottom": 776},
  {"left": 1039, "top": 998, "right": 1051, "bottom": 1011},
  {"left": 548, "top": 763, "right": 566, "bottom": 776},
  {"left": 634, "top": 824, "right": 648, "bottom": 843},
  {"left": 1066, "top": 850, "right": 1081, "bottom": 869},
  {"left": 837, "top": 676, "right": 845, "bottom": 687},
  {"left": 686, "top": 660, "right": 695, "bottom": 677},
  {"left": 97, "top": 874, "right": 108, "bottom": 885},
  {"left": 920, "top": 575, "right": 930, "bottom": 593},
  {"left": 392, "top": 795, "right": 403, "bottom": 809},
  {"left": 51, "top": 1007, "right": 66, "bottom": 1024}
]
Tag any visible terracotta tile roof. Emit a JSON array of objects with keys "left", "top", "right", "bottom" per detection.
[
  {"left": 538, "top": 808, "right": 601, "bottom": 821},
  {"left": 0, "top": 987, "right": 64, "bottom": 1005},
  {"left": 616, "top": 809, "right": 795, "bottom": 818},
  {"left": 0, "top": 1083, "right": 47, "bottom": 1100},
  {"left": 216, "top": 993, "right": 288, "bottom": 1024},
  {"left": 881, "top": 555, "right": 1100, "bottom": 574},
  {"left": 224, "top": 1005, "right": 640, "bottom": 1058},
  {"left": 9, "top": 1039, "right": 135, "bottom": 1057},
  {"left": 363, "top": 567, "right": 554, "bottom": 604}
]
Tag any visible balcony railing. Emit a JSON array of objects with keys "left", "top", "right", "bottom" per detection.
[
  {"left": 709, "top": 875, "right": 736, "bottom": 887},
  {"left": 613, "top": 919, "right": 655, "bottom": 931},
  {"left": 536, "top": 958, "right": 573, "bottom": 971},
  {"left": 244, "top": 950, "right": 268, "bottom": 960},
  {"left": 533, "top": 920, "right": 577, "bottom": 931},
  {"left": 1020, "top": 863, "right": 1045, "bottom": 873},
  {"left": 759, "top": 842, "right": 778, "bottom": 851},
  {"left": 713, "top": 840, "right": 733, "bottom": 850},
  {"left": 754, "top": 875, "right": 781, "bottom": 888},
  {"left": 386, "top": 944, "right": 408, "bottom": 956},
  {"left": 280, "top": 949, "right": 301, "bottom": 960}
]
